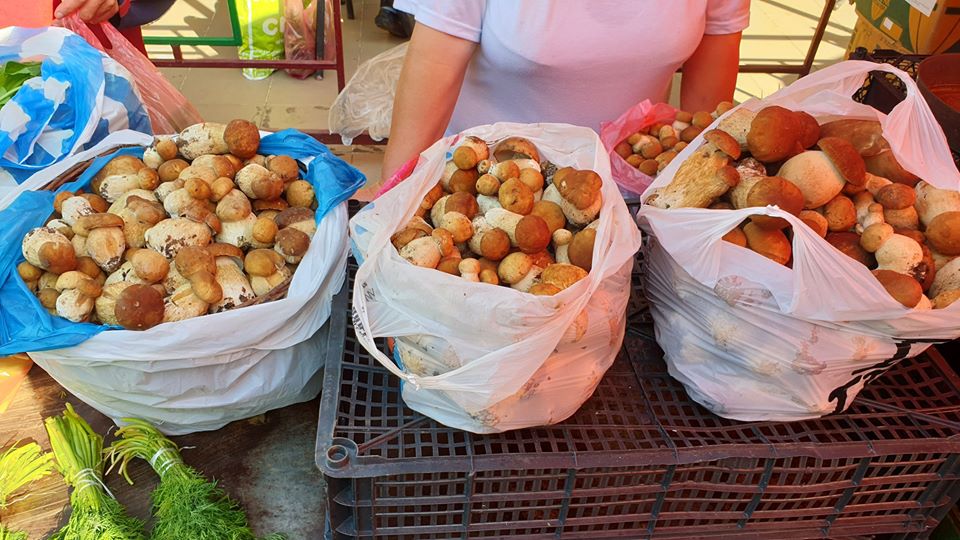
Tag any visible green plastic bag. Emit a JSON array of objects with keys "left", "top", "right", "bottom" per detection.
[{"left": 236, "top": 0, "right": 284, "bottom": 80}]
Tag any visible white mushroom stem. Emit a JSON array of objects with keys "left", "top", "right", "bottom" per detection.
[
  {"left": 476, "top": 194, "right": 502, "bottom": 214},
  {"left": 915, "top": 181, "right": 960, "bottom": 227},
  {"left": 553, "top": 229, "right": 573, "bottom": 264},
  {"left": 399, "top": 236, "right": 443, "bottom": 268},
  {"left": 510, "top": 265, "right": 543, "bottom": 293},
  {"left": 876, "top": 234, "right": 924, "bottom": 275},
  {"left": 459, "top": 258, "right": 480, "bottom": 282},
  {"left": 485, "top": 208, "right": 524, "bottom": 245}
]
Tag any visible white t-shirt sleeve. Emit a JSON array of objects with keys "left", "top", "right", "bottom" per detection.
[
  {"left": 394, "top": 0, "right": 487, "bottom": 42},
  {"left": 705, "top": 0, "right": 751, "bottom": 35}
]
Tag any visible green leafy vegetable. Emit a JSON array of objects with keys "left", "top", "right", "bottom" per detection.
[
  {"left": 44, "top": 404, "right": 146, "bottom": 540},
  {"left": 0, "top": 61, "right": 42, "bottom": 108},
  {"left": 0, "top": 441, "right": 56, "bottom": 540},
  {"left": 108, "top": 418, "right": 284, "bottom": 540}
]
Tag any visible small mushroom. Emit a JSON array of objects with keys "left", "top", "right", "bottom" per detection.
[
  {"left": 114, "top": 284, "right": 165, "bottom": 330},
  {"left": 399, "top": 230, "right": 454, "bottom": 269},
  {"left": 215, "top": 189, "right": 257, "bottom": 248},
  {"left": 74, "top": 214, "right": 126, "bottom": 273},
  {"left": 467, "top": 216, "right": 511, "bottom": 261},
  {"left": 926, "top": 212, "right": 960, "bottom": 256},
  {"left": 553, "top": 229, "right": 573, "bottom": 264},
  {"left": 266, "top": 155, "right": 300, "bottom": 183},
  {"left": 453, "top": 136, "right": 489, "bottom": 170},
  {"left": 236, "top": 164, "right": 284, "bottom": 200},
  {"left": 18, "top": 261, "right": 43, "bottom": 291},
  {"left": 498, "top": 178, "right": 535, "bottom": 215},
  {"left": 244, "top": 249, "right": 291, "bottom": 296},
  {"left": 515, "top": 215, "right": 551, "bottom": 254},
  {"left": 22, "top": 227, "right": 77, "bottom": 274},
  {"left": 492, "top": 137, "right": 540, "bottom": 164},
  {"left": 223, "top": 119, "right": 261, "bottom": 159},
  {"left": 158, "top": 159, "right": 190, "bottom": 183},
  {"left": 54, "top": 271, "right": 102, "bottom": 322},
  {"left": 95, "top": 281, "right": 133, "bottom": 326},
  {"left": 391, "top": 217, "right": 433, "bottom": 250},
  {"left": 540, "top": 263, "right": 588, "bottom": 292},
  {"left": 541, "top": 167, "right": 604, "bottom": 225},
  {"left": 208, "top": 243, "right": 255, "bottom": 313},
  {"left": 92, "top": 155, "right": 146, "bottom": 195},
  {"left": 529, "top": 201, "right": 566, "bottom": 235},
  {"left": 98, "top": 168, "right": 160, "bottom": 203},
  {"left": 873, "top": 269, "right": 922, "bottom": 308},
  {"left": 915, "top": 181, "right": 960, "bottom": 227},
  {"left": 458, "top": 258, "right": 481, "bottom": 282},
  {"left": 285, "top": 180, "right": 315, "bottom": 208},
  {"left": 778, "top": 138, "right": 866, "bottom": 209},
  {"left": 744, "top": 222, "right": 791, "bottom": 266},
  {"left": 60, "top": 196, "right": 95, "bottom": 226},
  {"left": 484, "top": 207, "right": 524, "bottom": 246},
  {"left": 568, "top": 227, "right": 597, "bottom": 272}
]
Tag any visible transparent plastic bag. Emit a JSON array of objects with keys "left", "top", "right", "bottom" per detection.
[
  {"left": 61, "top": 14, "right": 203, "bottom": 134},
  {"left": 637, "top": 61, "right": 960, "bottom": 421},
  {"left": 329, "top": 43, "right": 407, "bottom": 145},
  {"left": 284, "top": 0, "right": 317, "bottom": 79},
  {"left": 599, "top": 100, "right": 677, "bottom": 197}
]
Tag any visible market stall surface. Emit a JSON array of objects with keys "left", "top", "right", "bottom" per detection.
[{"left": 0, "top": 368, "right": 325, "bottom": 539}]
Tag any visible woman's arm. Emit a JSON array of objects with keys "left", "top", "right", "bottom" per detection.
[
  {"left": 382, "top": 23, "right": 477, "bottom": 181},
  {"left": 680, "top": 32, "right": 743, "bottom": 113}
]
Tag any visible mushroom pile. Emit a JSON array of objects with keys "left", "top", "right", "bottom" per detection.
[
  {"left": 17, "top": 120, "right": 319, "bottom": 330},
  {"left": 391, "top": 136, "right": 602, "bottom": 295},
  {"left": 613, "top": 102, "right": 734, "bottom": 177},
  {"left": 645, "top": 106, "right": 960, "bottom": 310}
]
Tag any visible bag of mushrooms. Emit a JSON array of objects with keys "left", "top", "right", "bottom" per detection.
[
  {"left": 0, "top": 127, "right": 363, "bottom": 434},
  {"left": 350, "top": 122, "right": 642, "bottom": 434},
  {"left": 637, "top": 61, "right": 960, "bottom": 421}
]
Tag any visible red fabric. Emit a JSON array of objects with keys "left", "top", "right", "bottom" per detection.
[{"left": 51, "top": 0, "right": 147, "bottom": 55}]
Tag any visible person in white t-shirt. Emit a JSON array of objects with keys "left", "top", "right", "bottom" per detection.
[{"left": 382, "top": 0, "right": 750, "bottom": 180}]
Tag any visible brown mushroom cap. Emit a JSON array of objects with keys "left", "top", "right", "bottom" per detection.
[
  {"left": 568, "top": 228, "right": 597, "bottom": 272},
  {"left": 39, "top": 242, "right": 78, "bottom": 275},
  {"left": 452, "top": 146, "right": 479, "bottom": 170},
  {"left": 115, "top": 284, "right": 165, "bottom": 330},
  {"left": 74, "top": 213, "right": 125, "bottom": 235},
  {"left": 515, "top": 215, "right": 551, "bottom": 254},
  {"left": 818, "top": 119, "right": 887, "bottom": 157},
  {"left": 175, "top": 246, "right": 216, "bottom": 278},
  {"left": 80, "top": 194, "right": 109, "bottom": 213},
  {"left": 823, "top": 195, "right": 857, "bottom": 232},
  {"left": 519, "top": 168, "right": 545, "bottom": 193},
  {"left": 492, "top": 137, "right": 541, "bottom": 163},
  {"left": 860, "top": 223, "right": 895, "bottom": 253},
  {"left": 130, "top": 249, "right": 170, "bottom": 283},
  {"left": 876, "top": 183, "right": 916, "bottom": 210},
  {"left": 253, "top": 198, "right": 289, "bottom": 212},
  {"left": 437, "top": 255, "right": 463, "bottom": 275},
  {"left": 926, "top": 211, "right": 960, "bottom": 256},
  {"left": 224, "top": 119, "right": 261, "bottom": 159},
  {"left": 540, "top": 263, "right": 589, "bottom": 291},
  {"left": 267, "top": 155, "right": 300, "bottom": 182},
  {"left": 817, "top": 137, "right": 866, "bottom": 187},
  {"left": 746, "top": 176, "right": 804, "bottom": 230},
  {"left": 475, "top": 174, "right": 501, "bottom": 196},
  {"left": 275, "top": 207, "right": 315, "bottom": 229},
  {"left": 158, "top": 159, "right": 190, "bottom": 183},
  {"left": 826, "top": 232, "right": 874, "bottom": 267},
  {"left": 872, "top": 269, "right": 923, "bottom": 308},
  {"left": 554, "top": 168, "right": 603, "bottom": 210},
  {"left": 933, "top": 289, "right": 960, "bottom": 309},
  {"left": 245, "top": 249, "right": 284, "bottom": 276},
  {"left": 275, "top": 227, "right": 311, "bottom": 259},
  {"left": 864, "top": 151, "right": 919, "bottom": 187},
  {"left": 285, "top": 180, "right": 315, "bottom": 208},
  {"left": 794, "top": 111, "right": 821, "bottom": 149},
  {"left": 253, "top": 217, "right": 279, "bottom": 244},
  {"left": 448, "top": 168, "right": 479, "bottom": 195},
  {"left": 529, "top": 283, "right": 562, "bottom": 296},
  {"left": 743, "top": 222, "right": 792, "bottom": 265},
  {"left": 206, "top": 242, "right": 245, "bottom": 260},
  {"left": 722, "top": 226, "right": 748, "bottom": 247},
  {"left": 497, "top": 252, "right": 533, "bottom": 284},
  {"left": 444, "top": 192, "right": 480, "bottom": 218},
  {"left": 530, "top": 200, "right": 566, "bottom": 234},
  {"left": 747, "top": 106, "right": 801, "bottom": 163},
  {"left": 155, "top": 138, "right": 179, "bottom": 161},
  {"left": 216, "top": 189, "right": 253, "bottom": 221},
  {"left": 704, "top": 129, "right": 742, "bottom": 160},
  {"left": 499, "top": 178, "right": 535, "bottom": 215},
  {"left": 479, "top": 228, "right": 511, "bottom": 261},
  {"left": 17, "top": 261, "right": 43, "bottom": 282}
]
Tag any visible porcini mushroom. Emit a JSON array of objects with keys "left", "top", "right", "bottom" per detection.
[
  {"left": 54, "top": 271, "right": 102, "bottom": 322},
  {"left": 22, "top": 227, "right": 77, "bottom": 274},
  {"left": 644, "top": 130, "right": 740, "bottom": 210}
]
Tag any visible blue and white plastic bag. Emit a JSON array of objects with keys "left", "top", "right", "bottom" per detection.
[{"left": 0, "top": 26, "right": 151, "bottom": 198}]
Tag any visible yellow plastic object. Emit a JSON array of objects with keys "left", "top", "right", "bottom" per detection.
[{"left": 0, "top": 354, "right": 32, "bottom": 413}]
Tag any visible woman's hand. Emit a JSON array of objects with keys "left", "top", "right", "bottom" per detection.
[
  {"left": 381, "top": 22, "right": 477, "bottom": 182},
  {"left": 680, "top": 32, "right": 743, "bottom": 113},
  {"left": 54, "top": 0, "right": 120, "bottom": 24}
]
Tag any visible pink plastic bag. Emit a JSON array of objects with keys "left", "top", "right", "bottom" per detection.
[
  {"left": 61, "top": 14, "right": 204, "bottom": 135},
  {"left": 284, "top": 0, "right": 336, "bottom": 79},
  {"left": 375, "top": 156, "right": 419, "bottom": 199},
  {"left": 599, "top": 100, "right": 676, "bottom": 196}
]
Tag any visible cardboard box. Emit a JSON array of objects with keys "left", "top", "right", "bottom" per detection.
[
  {"left": 847, "top": 13, "right": 910, "bottom": 57},
  {"left": 854, "top": 0, "right": 960, "bottom": 54}
]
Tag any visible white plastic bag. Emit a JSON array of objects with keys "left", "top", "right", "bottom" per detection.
[
  {"left": 328, "top": 43, "right": 407, "bottom": 145},
  {"left": 637, "top": 61, "right": 960, "bottom": 421},
  {"left": 350, "top": 122, "right": 642, "bottom": 433},
  {"left": 1, "top": 131, "right": 350, "bottom": 435}
]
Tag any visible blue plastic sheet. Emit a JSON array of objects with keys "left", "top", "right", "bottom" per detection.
[
  {"left": 0, "top": 129, "right": 364, "bottom": 356},
  {"left": 0, "top": 27, "right": 152, "bottom": 184}
]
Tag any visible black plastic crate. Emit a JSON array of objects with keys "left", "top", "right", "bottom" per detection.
[
  {"left": 316, "top": 253, "right": 960, "bottom": 539},
  {"left": 850, "top": 47, "right": 960, "bottom": 166}
]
